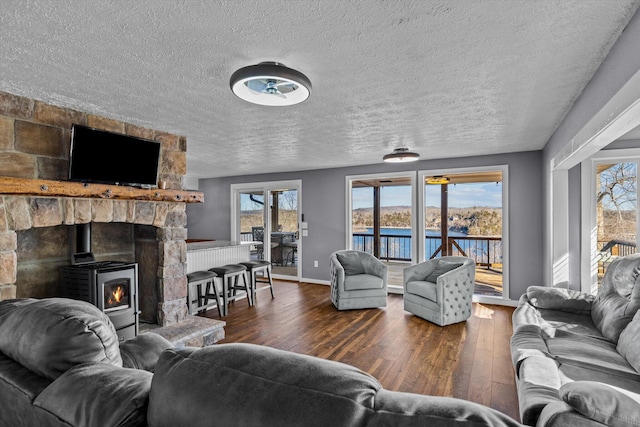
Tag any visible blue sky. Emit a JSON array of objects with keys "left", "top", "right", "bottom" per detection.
[{"left": 353, "top": 182, "right": 502, "bottom": 209}]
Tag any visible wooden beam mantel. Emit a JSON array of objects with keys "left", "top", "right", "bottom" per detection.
[{"left": 0, "top": 177, "right": 203, "bottom": 203}]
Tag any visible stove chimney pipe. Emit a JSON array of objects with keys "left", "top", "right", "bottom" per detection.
[{"left": 76, "top": 223, "right": 91, "bottom": 253}]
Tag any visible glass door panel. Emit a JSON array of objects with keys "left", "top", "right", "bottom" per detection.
[
  {"left": 348, "top": 174, "right": 415, "bottom": 292},
  {"left": 423, "top": 171, "right": 504, "bottom": 298},
  {"left": 269, "top": 188, "right": 299, "bottom": 277},
  {"left": 239, "top": 191, "right": 266, "bottom": 261},
  {"left": 596, "top": 162, "right": 637, "bottom": 286},
  {"left": 350, "top": 180, "right": 413, "bottom": 261}
]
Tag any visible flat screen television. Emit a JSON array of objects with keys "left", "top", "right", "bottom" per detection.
[{"left": 69, "top": 124, "right": 161, "bottom": 188}]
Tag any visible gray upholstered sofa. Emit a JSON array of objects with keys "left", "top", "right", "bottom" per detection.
[
  {"left": 330, "top": 249, "right": 388, "bottom": 310},
  {"left": 0, "top": 297, "right": 173, "bottom": 427},
  {"left": 511, "top": 253, "right": 640, "bottom": 426},
  {"left": 149, "top": 342, "right": 522, "bottom": 427},
  {"left": 1, "top": 297, "right": 523, "bottom": 426}
]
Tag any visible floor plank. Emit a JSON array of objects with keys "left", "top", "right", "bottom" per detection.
[{"left": 201, "top": 280, "right": 519, "bottom": 422}]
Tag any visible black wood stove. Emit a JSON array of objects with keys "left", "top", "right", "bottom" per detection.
[{"left": 60, "top": 252, "right": 139, "bottom": 342}]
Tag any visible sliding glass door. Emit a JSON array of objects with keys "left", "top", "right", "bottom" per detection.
[
  {"left": 419, "top": 166, "right": 509, "bottom": 301},
  {"left": 231, "top": 180, "right": 301, "bottom": 280},
  {"left": 347, "top": 172, "right": 417, "bottom": 292}
]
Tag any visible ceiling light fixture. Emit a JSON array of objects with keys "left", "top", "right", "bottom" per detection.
[
  {"left": 383, "top": 148, "right": 420, "bottom": 163},
  {"left": 230, "top": 62, "right": 312, "bottom": 106},
  {"left": 426, "top": 176, "right": 451, "bottom": 185}
]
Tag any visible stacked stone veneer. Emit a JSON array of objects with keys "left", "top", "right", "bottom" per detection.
[{"left": 0, "top": 91, "right": 192, "bottom": 326}]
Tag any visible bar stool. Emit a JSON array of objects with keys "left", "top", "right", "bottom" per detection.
[
  {"left": 186, "top": 270, "right": 221, "bottom": 317},
  {"left": 239, "top": 260, "right": 274, "bottom": 303},
  {"left": 208, "top": 264, "right": 251, "bottom": 316}
]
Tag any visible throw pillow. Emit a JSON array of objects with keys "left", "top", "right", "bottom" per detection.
[
  {"left": 336, "top": 251, "right": 365, "bottom": 275},
  {"left": 560, "top": 381, "right": 640, "bottom": 427},
  {"left": 424, "top": 261, "right": 463, "bottom": 283}
]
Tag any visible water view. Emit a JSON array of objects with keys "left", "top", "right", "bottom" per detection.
[{"left": 353, "top": 227, "right": 502, "bottom": 264}]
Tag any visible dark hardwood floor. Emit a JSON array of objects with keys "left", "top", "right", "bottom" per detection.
[{"left": 200, "top": 280, "right": 520, "bottom": 422}]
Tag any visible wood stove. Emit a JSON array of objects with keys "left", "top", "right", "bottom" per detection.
[{"left": 60, "top": 255, "right": 139, "bottom": 342}]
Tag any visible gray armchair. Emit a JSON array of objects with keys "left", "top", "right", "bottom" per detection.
[
  {"left": 330, "top": 250, "right": 388, "bottom": 310},
  {"left": 403, "top": 256, "right": 475, "bottom": 326}
]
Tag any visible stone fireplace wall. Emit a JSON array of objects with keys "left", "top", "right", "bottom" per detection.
[{"left": 0, "top": 91, "right": 192, "bottom": 325}]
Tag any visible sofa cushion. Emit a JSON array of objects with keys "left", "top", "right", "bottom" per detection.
[
  {"left": 148, "top": 343, "right": 380, "bottom": 427},
  {"left": 344, "top": 274, "right": 384, "bottom": 291},
  {"left": 526, "top": 286, "right": 594, "bottom": 315},
  {"left": 336, "top": 251, "right": 365, "bottom": 275},
  {"left": 591, "top": 254, "right": 640, "bottom": 343},
  {"left": 545, "top": 333, "right": 636, "bottom": 377},
  {"left": 0, "top": 298, "right": 122, "bottom": 380},
  {"left": 33, "top": 362, "right": 152, "bottom": 427},
  {"left": 560, "top": 381, "right": 640, "bottom": 427},
  {"left": 618, "top": 309, "right": 640, "bottom": 373},
  {"left": 424, "top": 260, "right": 462, "bottom": 283}
]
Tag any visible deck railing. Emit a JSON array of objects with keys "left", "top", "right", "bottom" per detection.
[
  {"left": 242, "top": 231, "right": 503, "bottom": 266},
  {"left": 353, "top": 233, "right": 502, "bottom": 266}
]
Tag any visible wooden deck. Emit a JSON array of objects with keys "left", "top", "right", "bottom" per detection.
[{"left": 201, "top": 280, "right": 519, "bottom": 422}]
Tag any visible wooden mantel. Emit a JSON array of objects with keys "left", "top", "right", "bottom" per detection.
[{"left": 0, "top": 177, "right": 203, "bottom": 203}]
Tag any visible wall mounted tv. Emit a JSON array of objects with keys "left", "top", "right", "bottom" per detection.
[{"left": 69, "top": 124, "right": 161, "bottom": 188}]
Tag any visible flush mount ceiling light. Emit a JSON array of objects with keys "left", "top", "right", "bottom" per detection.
[
  {"left": 426, "top": 176, "right": 451, "bottom": 185},
  {"left": 383, "top": 148, "right": 420, "bottom": 163},
  {"left": 230, "top": 62, "right": 312, "bottom": 106}
]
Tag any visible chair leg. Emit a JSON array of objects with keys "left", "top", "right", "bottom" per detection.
[
  {"left": 220, "top": 276, "right": 229, "bottom": 317},
  {"left": 266, "top": 266, "right": 274, "bottom": 298},
  {"left": 204, "top": 280, "right": 222, "bottom": 318},
  {"left": 242, "top": 272, "right": 252, "bottom": 306}
]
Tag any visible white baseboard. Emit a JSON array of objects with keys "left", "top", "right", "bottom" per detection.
[{"left": 301, "top": 278, "right": 330, "bottom": 286}]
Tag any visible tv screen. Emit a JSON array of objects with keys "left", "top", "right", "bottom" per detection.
[{"left": 69, "top": 124, "right": 161, "bottom": 187}]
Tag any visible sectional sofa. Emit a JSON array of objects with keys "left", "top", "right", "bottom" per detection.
[
  {"left": 511, "top": 253, "right": 640, "bottom": 426},
  {"left": 0, "top": 297, "right": 522, "bottom": 426}
]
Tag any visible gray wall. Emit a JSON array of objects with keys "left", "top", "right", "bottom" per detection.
[
  {"left": 542, "top": 9, "right": 640, "bottom": 286},
  {"left": 187, "top": 150, "right": 543, "bottom": 301}
]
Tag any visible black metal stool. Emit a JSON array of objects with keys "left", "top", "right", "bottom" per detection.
[
  {"left": 208, "top": 264, "right": 251, "bottom": 316},
  {"left": 186, "top": 270, "right": 221, "bottom": 317},
  {"left": 239, "top": 260, "right": 274, "bottom": 303}
]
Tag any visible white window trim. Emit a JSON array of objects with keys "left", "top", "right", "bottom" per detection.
[
  {"left": 418, "top": 165, "right": 510, "bottom": 303},
  {"left": 580, "top": 149, "right": 640, "bottom": 293},
  {"left": 549, "top": 68, "right": 640, "bottom": 289}
]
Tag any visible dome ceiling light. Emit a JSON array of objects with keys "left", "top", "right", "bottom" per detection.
[
  {"left": 383, "top": 148, "right": 420, "bottom": 163},
  {"left": 230, "top": 62, "right": 312, "bottom": 106}
]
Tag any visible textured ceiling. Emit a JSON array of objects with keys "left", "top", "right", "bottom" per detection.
[{"left": 1, "top": 1, "right": 639, "bottom": 182}]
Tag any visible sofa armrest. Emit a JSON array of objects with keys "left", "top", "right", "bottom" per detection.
[
  {"left": 33, "top": 362, "right": 152, "bottom": 427},
  {"left": 526, "top": 286, "right": 595, "bottom": 315},
  {"left": 363, "top": 256, "right": 387, "bottom": 283},
  {"left": 559, "top": 381, "right": 640, "bottom": 427},
  {"left": 120, "top": 332, "right": 173, "bottom": 372}
]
